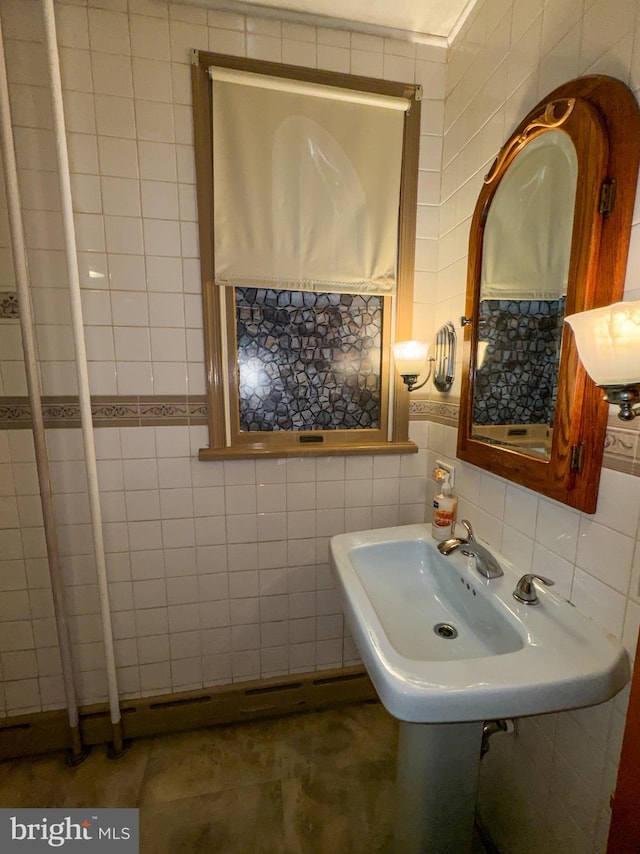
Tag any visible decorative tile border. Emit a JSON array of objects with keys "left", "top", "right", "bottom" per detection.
[
  {"left": 1, "top": 393, "right": 637, "bottom": 477},
  {"left": 0, "top": 291, "right": 18, "bottom": 319},
  {"left": 600, "top": 430, "right": 639, "bottom": 477},
  {"left": 410, "top": 398, "right": 640, "bottom": 478},
  {"left": 604, "top": 411, "right": 640, "bottom": 477},
  {"left": 409, "top": 397, "right": 459, "bottom": 428},
  {"left": 0, "top": 398, "right": 32, "bottom": 427},
  {"left": 0, "top": 395, "right": 208, "bottom": 429}
]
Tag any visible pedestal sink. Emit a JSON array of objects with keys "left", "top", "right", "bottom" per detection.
[{"left": 329, "top": 524, "right": 629, "bottom": 854}]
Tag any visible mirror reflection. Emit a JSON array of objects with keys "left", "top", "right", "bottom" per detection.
[
  {"left": 471, "top": 130, "right": 578, "bottom": 459},
  {"left": 457, "top": 75, "right": 640, "bottom": 513}
]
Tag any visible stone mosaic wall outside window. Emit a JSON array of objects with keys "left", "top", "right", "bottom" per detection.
[
  {"left": 235, "top": 288, "right": 383, "bottom": 432},
  {"left": 473, "top": 298, "right": 566, "bottom": 425}
]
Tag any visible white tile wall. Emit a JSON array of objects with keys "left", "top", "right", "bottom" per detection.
[
  {"left": 440, "top": 0, "right": 640, "bottom": 850},
  {"left": 0, "top": 0, "right": 443, "bottom": 715},
  {"left": 0, "top": 418, "right": 433, "bottom": 709},
  {"left": 428, "top": 426, "right": 640, "bottom": 852},
  {"left": 2, "top": 0, "right": 640, "bottom": 850},
  {"left": 0, "top": 0, "right": 446, "bottom": 399}
]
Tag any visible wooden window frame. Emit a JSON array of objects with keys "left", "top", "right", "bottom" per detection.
[{"left": 191, "top": 50, "right": 421, "bottom": 460}]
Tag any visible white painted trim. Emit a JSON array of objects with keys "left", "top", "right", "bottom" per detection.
[{"left": 185, "top": 0, "right": 449, "bottom": 47}]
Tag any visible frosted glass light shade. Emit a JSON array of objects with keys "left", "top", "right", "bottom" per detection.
[
  {"left": 392, "top": 340, "right": 429, "bottom": 377},
  {"left": 565, "top": 301, "right": 640, "bottom": 386}
]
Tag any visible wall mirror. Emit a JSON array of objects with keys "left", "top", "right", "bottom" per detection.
[{"left": 457, "top": 76, "right": 640, "bottom": 512}]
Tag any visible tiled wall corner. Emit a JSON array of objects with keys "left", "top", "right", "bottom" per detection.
[{"left": 438, "top": 1, "right": 640, "bottom": 849}]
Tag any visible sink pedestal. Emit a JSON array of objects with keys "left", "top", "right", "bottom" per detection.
[
  {"left": 393, "top": 720, "right": 484, "bottom": 854},
  {"left": 330, "top": 525, "right": 629, "bottom": 850}
]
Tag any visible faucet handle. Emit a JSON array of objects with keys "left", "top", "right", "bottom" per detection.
[{"left": 513, "top": 573, "right": 555, "bottom": 605}]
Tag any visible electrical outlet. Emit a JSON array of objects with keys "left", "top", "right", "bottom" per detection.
[{"left": 434, "top": 459, "right": 455, "bottom": 489}]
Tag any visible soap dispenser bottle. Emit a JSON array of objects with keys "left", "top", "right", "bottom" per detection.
[{"left": 432, "top": 474, "right": 457, "bottom": 541}]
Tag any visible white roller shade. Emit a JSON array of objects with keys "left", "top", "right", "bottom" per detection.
[{"left": 211, "top": 67, "right": 408, "bottom": 296}]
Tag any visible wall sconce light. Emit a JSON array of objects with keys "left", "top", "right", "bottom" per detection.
[
  {"left": 565, "top": 301, "right": 640, "bottom": 421},
  {"left": 393, "top": 323, "right": 457, "bottom": 393},
  {"left": 392, "top": 340, "right": 434, "bottom": 391}
]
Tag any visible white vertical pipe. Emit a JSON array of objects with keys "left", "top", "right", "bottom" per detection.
[
  {"left": 0, "top": 13, "right": 86, "bottom": 759},
  {"left": 40, "top": 0, "right": 124, "bottom": 751}
]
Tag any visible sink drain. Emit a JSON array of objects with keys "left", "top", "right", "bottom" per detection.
[{"left": 434, "top": 622, "right": 458, "bottom": 639}]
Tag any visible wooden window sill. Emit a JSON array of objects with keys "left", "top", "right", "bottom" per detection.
[{"left": 198, "top": 440, "right": 418, "bottom": 461}]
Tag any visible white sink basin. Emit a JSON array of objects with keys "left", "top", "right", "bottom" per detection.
[{"left": 330, "top": 523, "right": 629, "bottom": 723}]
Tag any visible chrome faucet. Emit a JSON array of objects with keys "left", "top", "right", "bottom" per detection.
[{"left": 437, "top": 520, "right": 504, "bottom": 580}]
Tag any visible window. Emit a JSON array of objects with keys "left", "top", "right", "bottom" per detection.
[{"left": 191, "top": 51, "right": 421, "bottom": 459}]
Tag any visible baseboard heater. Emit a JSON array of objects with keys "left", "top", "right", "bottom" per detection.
[{"left": 0, "top": 666, "right": 376, "bottom": 761}]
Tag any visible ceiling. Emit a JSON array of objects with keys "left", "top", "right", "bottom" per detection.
[{"left": 208, "top": 0, "right": 476, "bottom": 42}]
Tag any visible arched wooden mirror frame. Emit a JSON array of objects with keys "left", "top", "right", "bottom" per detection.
[{"left": 457, "top": 76, "right": 640, "bottom": 513}]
